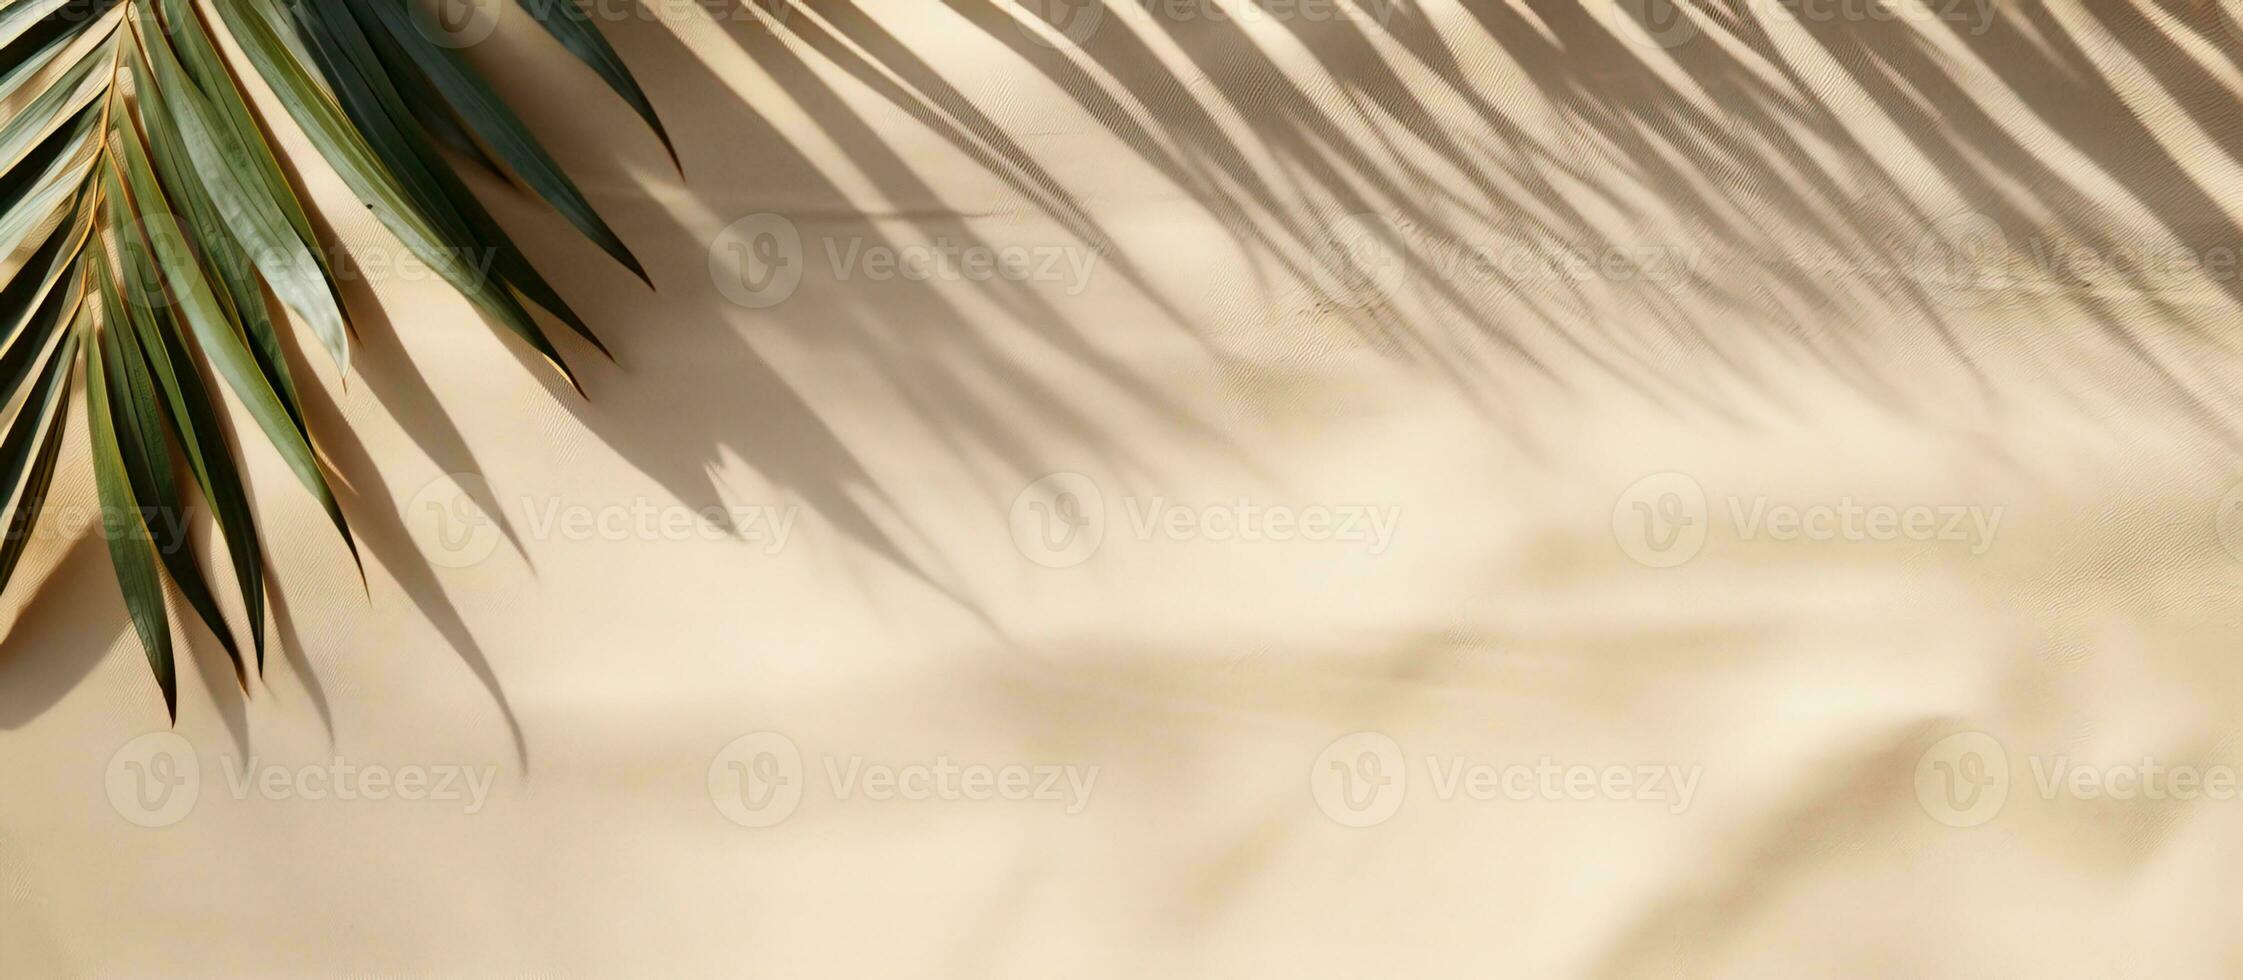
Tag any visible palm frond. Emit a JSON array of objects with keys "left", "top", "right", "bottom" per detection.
[{"left": 0, "top": 0, "right": 662, "bottom": 719}]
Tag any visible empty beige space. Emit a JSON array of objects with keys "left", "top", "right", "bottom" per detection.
[{"left": 8, "top": 1, "right": 2243, "bottom": 975}]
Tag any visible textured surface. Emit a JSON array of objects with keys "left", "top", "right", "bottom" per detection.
[{"left": 8, "top": 0, "right": 2243, "bottom": 974}]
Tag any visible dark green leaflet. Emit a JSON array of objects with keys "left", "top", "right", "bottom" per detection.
[
  {"left": 515, "top": 0, "right": 676, "bottom": 169},
  {"left": 98, "top": 262, "right": 248, "bottom": 684},
  {"left": 86, "top": 312, "right": 175, "bottom": 719},
  {"left": 0, "top": 320, "right": 76, "bottom": 595},
  {"left": 0, "top": 0, "right": 661, "bottom": 716}
]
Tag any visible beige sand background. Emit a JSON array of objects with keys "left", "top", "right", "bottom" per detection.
[{"left": 9, "top": 0, "right": 2243, "bottom": 974}]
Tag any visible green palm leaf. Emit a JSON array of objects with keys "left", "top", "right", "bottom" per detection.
[{"left": 0, "top": 0, "right": 660, "bottom": 717}]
